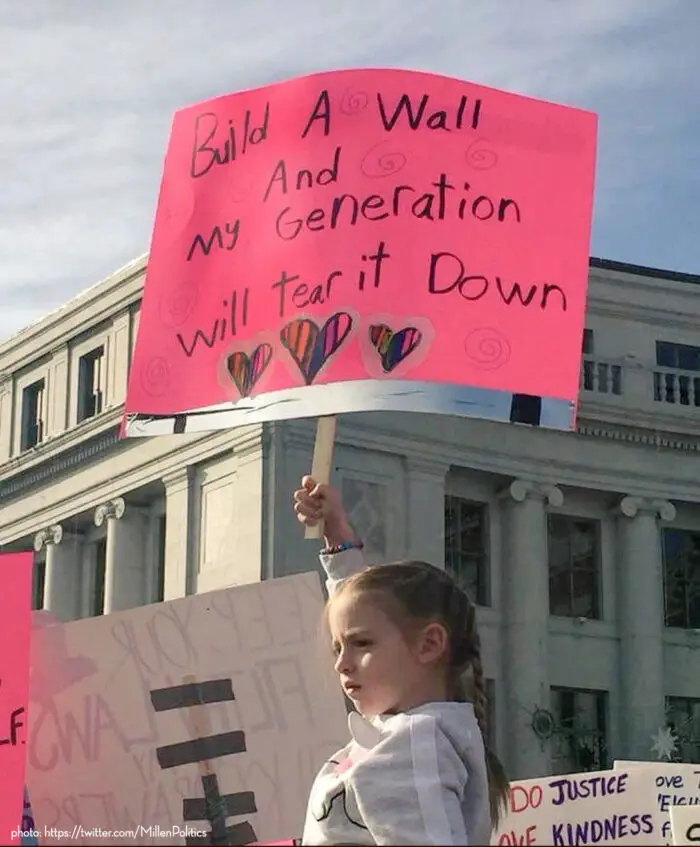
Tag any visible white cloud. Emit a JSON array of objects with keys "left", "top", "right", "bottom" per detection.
[{"left": 0, "top": 0, "right": 697, "bottom": 343}]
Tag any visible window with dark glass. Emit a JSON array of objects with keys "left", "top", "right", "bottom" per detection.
[
  {"left": 582, "top": 329, "right": 621, "bottom": 395},
  {"left": 32, "top": 559, "right": 46, "bottom": 610},
  {"left": 91, "top": 538, "right": 107, "bottom": 617},
  {"left": 155, "top": 514, "right": 166, "bottom": 603},
  {"left": 548, "top": 515, "right": 601, "bottom": 618},
  {"left": 551, "top": 686, "right": 608, "bottom": 774},
  {"left": 582, "top": 329, "right": 594, "bottom": 356},
  {"left": 21, "top": 379, "right": 45, "bottom": 450},
  {"left": 77, "top": 346, "right": 105, "bottom": 422},
  {"left": 666, "top": 696, "right": 700, "bottom": 762},
  {"left": 654, "top": 341, "right": 700, "bottom": 407},
  {"left": 662, "top": 528, "right": 700, "bottom": 629},
  {"left": 445, "top": 496, "right": 489, "bottom": 605}
]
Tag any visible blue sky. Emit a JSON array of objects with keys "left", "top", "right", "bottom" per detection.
[{"left": 0, "top": 0, "right": 697, "bottom": 341}]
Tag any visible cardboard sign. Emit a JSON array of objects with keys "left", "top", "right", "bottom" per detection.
[
  {"left": 0, "top": 552, "right": 34, "bottom": 845},
  {"left": 671, "top": 806, "right": 700, "bottom": 845},
  {"left": 491, "top": 769, "right": 662, "bottom": 845},
  {"left": 124, "top": 68, "right": 597, "bottom": 437},
  {"left": 614, "top": 762, "right": 700, "bottom": 844},
  {"left": 25, "top": 572, "right": 348, "bottom": 845}
]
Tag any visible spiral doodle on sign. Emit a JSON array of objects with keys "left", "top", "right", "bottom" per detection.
[
  {"left": 464, "top": 328, "right": 511, "bottom": 370},
  {"left": 360, "top": 142, "right": 407, "bottom": 179},
  {"left": 140, "top": 357, "right": 171, "bottom": 396},
  {"left": 340, "top": 88, "right": 369, "bottom": 115},
  {"left": 465, "top": 138, "right": 498, "bottom": 170},
  {"left": 159, "top": 284, "right": 199, "bottom": 328}
]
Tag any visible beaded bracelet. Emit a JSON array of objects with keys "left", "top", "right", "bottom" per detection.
[{"left": 321, "top": 540, "right": 365, "bottom": 556}]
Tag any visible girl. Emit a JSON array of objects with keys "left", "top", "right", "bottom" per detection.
[{"left": 293, "top": 475, "right": 509, "bottom": 846}]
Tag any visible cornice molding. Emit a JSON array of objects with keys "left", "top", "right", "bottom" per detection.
[
  {"left": 576, "top": 421, "right": 700, "bottom": 452},
  {"left": 0, "top": 407, "right": 124, "bottom": 483},
  {"left": 0, "top": 426, "right": 255, "bottom": 544},
  {"left": 0, "top": 255, "right": 147, "bottom": 372},
  {"left": 587, "top": 300, "right": 699, "bottom": 332}
]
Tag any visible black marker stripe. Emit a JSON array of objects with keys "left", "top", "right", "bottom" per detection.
[
  {"left": 183, "top": 789, "right": 257, "bottom": 821},
  {"left": 173, "top": 415, "right": 187, "bottom": 434},
  {"left": 185, "top": 822, "right": 257, "bottom": 846},
  {"left": 150, "top": 679, "right": 235, "bottom": 712},
  {"left": 155, "top": 731, "right": 246, "bottom": 769}
]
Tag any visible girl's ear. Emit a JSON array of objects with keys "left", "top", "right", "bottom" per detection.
[{"left": 414, "top": 621, "right": 450, "bottom": 665}]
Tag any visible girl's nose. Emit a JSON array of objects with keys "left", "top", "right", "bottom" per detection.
[{"left": 335, "top": 648, "right": 352, "bottom": 674}]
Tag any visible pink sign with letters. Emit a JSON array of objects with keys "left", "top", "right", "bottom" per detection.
[
  {"left": 124, "top": 68, "right": 597, "bottom": 436},
  {"left": 0, "top": 553, "right": 33, "bottom": 845}
]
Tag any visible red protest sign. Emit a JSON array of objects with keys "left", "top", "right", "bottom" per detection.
[
  {"left": 0, "top": 552, "right": 33, "bottom": 845},
  {"left": 124, "top": 68, "right": 597, "bottom": 435}
]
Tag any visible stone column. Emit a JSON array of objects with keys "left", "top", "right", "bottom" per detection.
[
  {"left": 162, "top": 468, "right": 194, "bottom": 600},
  {"left": 95, "top": 497, "right": 147, "bottom": 613},
  {"left": 617, "top": 495, "right": 675, "bottom": 759},
  {"left": 405, "top": 458, "right": 449, "bottom": 565},
  {"left": 502, "top": 478, "right": 563, "bottom": 779},
  {"left": 230, "top": 428, "right": 264, "bottom": 588},
  {"left": 33, "top": 524, "right": 82, "bottom": 621}
]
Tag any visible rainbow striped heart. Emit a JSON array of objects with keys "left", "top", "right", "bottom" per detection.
[
  {"left": 369, "top": 324, "right": 422, "bottom": 373},
  {"left": 226, "top": 344, "right": 273, "bottom": 397},
  {"left": 280, "top": 313, "right": 353, "bottom": 385}
]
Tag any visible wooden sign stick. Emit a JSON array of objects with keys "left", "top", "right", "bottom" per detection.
[
  {"left": 304, "top": 415, "right": 337, "bottom": 541},
  {"left": 182, "top": 674, "right": 229, "bottom": 846}
]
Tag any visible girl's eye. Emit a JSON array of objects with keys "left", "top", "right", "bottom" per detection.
[{"left": 353, "top": 639, "right": 372, "bottom": 649}]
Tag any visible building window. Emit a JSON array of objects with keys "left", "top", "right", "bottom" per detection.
[
  {"left": 551, "top": 687, "right": 608, "bottom": 774},
  {"left": 77, "top": 346, "right": 105, "bottom": 422},
  {"left": 91, "top": 538, "right": 107, "bottom": 617},
  {"left": 155, "top": 514, "right": 166, "bottom": 603},
  {"left": 657, "top": 341, "right": 700, "bottom": 371},
  {"left": 581, "top": 329, "right": 622, "bottom": 395},
  {"left": 654, "top": 341, "right": 700, "bottom": 407},
  {"left": 666, "top": 696, "right": 700, "bottom": 763},
  {"left": 662, "top": 528, "right": 700, "bottom": 629},
  {"left": 548, "top": 515, "right": 601, "bottom": 619},
  {"left": 445, "top": 496, "right": 489, "bottom": 605},
  {"left": 582, "top": 329, "right": 594, "bottom": 356},
  {"left": 32, "top": 559, "right": 46, "bottom": 610},
  {"left": 20, "top": 379, "right": 45, "bottom": 451}
]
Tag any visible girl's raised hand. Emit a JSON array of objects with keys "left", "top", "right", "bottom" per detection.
[{"left": 292, "top": 475, "right": 355, "bottom": 547}]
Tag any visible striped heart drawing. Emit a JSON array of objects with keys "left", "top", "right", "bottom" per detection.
[
  {"left": 226, "top": 343, "right": 273, "bottom": 397},
  {"left": 368, "top": 324, "right": 423, "bottom": 373},
  {"left": 280, "top": 312, "right": 353, "bottom": 385}
]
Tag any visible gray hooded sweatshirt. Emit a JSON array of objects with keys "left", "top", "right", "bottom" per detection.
[{"left": 301, "top": 548, "right": 491, "bottom": 846}]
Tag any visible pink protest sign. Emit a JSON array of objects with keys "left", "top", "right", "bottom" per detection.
[
  {"left": 125, "top": 68, "right": 597, "bottom": 436},
  {"left": 0, "top": 552, "right": 33, "bottom": 845}
]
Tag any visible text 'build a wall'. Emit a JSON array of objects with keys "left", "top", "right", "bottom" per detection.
[
  {"left": 125, "top": 68, "right": 597, "bottom": 437},
  {"left": 25, "top": 572, "right": 348, "bottom": 846}
]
